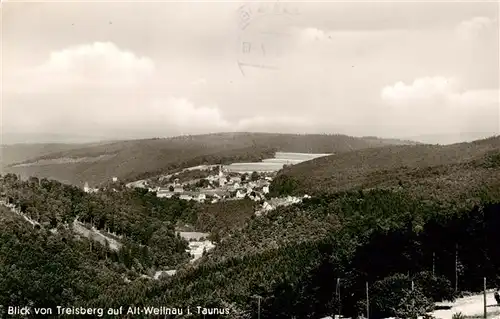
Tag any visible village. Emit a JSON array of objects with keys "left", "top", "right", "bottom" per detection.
[
  {"left": 88, "top": 152, "right": 326, "bottom": 216},
  {"left": 139, "top": 164, "right": 309, "bottom": 215}
]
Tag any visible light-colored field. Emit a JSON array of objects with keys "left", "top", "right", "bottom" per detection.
[
  {"left": 273, "top": 152, "right": 332, "bottom": 160},
  {"left": 223, "top": 152, "right": 331, "bottom": 172}
]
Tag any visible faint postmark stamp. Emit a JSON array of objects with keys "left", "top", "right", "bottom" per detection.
[{"left": 236, "top": 2, "right": 299, "bottom": 76}]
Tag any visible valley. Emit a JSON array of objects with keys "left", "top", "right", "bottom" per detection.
[{"left": 1, "top": 135, "right": 500, "bottom": 319}]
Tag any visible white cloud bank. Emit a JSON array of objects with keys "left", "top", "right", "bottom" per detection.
[
  {"left": 381, "top": 77, "right": 461, "bottom": 101},
  {"left": 455, "top": 16, "right": 497, "bottom": 40},
  {"left": 3, "top": 42, "right": 309, "bottom": 140},
  {"left": 7, "top": 42, "right": 155, "bottom": 93},
  {"left": 380, "top": 76, "right": 499, "bottom": 137}
]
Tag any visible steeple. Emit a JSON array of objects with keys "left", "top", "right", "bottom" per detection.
[{"left": 218, "top": 165, "right": 226, "bottom": 186}]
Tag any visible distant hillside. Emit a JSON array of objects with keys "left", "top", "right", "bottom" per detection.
[
  {"left": 1, "top": 143, "right": 94, "bottom": 168},
  {"left": 270, "top": 135, "right": 500, "bottom": 197},
  {"left": 403, "top": 132, "right": 499, "bottom": 145},
  {"left": 3, "top": 132, "right": 415, "bottom": 187}
]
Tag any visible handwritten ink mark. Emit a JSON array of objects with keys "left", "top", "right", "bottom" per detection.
[{"left": 242, "top": 42, "right": 252, "bottom": 54}]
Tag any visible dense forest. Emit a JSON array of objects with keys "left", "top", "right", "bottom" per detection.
[
  {"left": 2, "top": 132, "right": 414, "bottom": 186},
  {"left": 1, "top": 137, "right": 500, "bottom": 318},
  {"left": 145, "top": 184, "right": 500, "bottom": 318},
  {"left": 270, "top": 136, "right": 500, "bottom": 197}
]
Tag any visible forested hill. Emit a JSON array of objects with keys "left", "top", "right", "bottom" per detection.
[
  {"left": 270, "top": 135, "right": 500, "bottom": 197},
  {"left": 144, "top": 146, "right": 500, "bottom": 319},
  {"left": 2, "top": 132, "right": 416, "bottom": 187},
  {"left": 1, "top": 137, "right": 500, "bottom": 319},
  {"left": 0, "top": 143, "right": 100, "bottom": 168}
]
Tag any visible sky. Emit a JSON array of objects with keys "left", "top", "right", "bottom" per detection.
[{"left": 2, "top": 0, "right": 499, "bottom": 144}]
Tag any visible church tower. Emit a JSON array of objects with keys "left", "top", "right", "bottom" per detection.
[{"left": 218, "top": 165, "right": 226, "bottom": 186}]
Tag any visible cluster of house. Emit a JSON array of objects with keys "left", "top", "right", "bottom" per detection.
[
  {"left": 149, "top": 166, "right": 273, "bottom": 204},
  {"left": 83, "top": 177, "right": 119, "bottom": 193},
  {"left": 255, "top": 194, "right": 311, "bottom": 216},
  {"left": 126, "top": 165, "right": 313, "bottom": 216},
  {"left": 83, "top": 182, "right": 99, "bottom": 193},
  {"left": 82, "top": 167, "right": 312, "bottom": 218}
]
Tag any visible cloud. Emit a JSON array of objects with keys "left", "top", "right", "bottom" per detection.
[
  {"left": 3, "top": 5, "right": 499, "bottom": 145},
  {"left": 3, "top": 42, "right": 226, "bottom": 138},
  {"left": 146, "top": 97, "right": 230, "bottom": 132},
  {"left": 380, "top": 76, "right": 499, "bottom": 136},
  {"left": 6, "top": 42, "right": 155, "bottom": 93},
  {"left": 380, "top": 76, "right": 461, "bottom": 101},
  {"left": 455, "top": 16, "right": 496, "bottom": 40},
  {"left": 191, "top": 78, "right": 207, "bottom": 86},
  {"left": 3, "top": 41, "right": 322, "bottom": 140}
]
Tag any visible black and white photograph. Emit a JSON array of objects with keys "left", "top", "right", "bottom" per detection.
[{"left": 1, "top": 0, "right": 499, "bottom": 318}]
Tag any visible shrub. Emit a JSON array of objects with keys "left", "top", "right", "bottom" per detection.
[
  {"left": 413, "top": 271, "right": 456, "bottom": 302},
  {"left": 393, "top": 288, "right": 434, "bottom": 319},
  {"left": 452, "top": 312, "right": 466, "bottom": 319},
  {"left": 371, "top": 273, "right": 412, "bottom": 318}
]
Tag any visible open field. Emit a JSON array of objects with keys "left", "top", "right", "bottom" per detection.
[{"left": 223, "top": 151, "right": 331, "bottom": 172}]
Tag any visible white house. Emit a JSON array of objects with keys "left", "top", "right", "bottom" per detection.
[
  {"left": 180, "top": 194, "right": 193, "bottom": 201},
  {"left": 112, "top": 177, "right": 118, "bottom": 182},
  {"left": 83, "top": 182, "right": 98, "bottom": 193},
  {"left": 207, "top": 175, "right": 218, "bottom": 182},
  {"left": 153, "top": 270, "right": 177, "bottom": 280},
  {"left": 196, "top": 193, "right": 206, "bottom": 202},
  {"left": 286, "top": 196, "right": 302, "bottom": 205},
  {"left": 262, "top": 186, "right": 270, "bottom": 194},
  {"left": 235, "top": 190, "right": 246, "bottom": 199},
  {"left": 262, "top": 201, "right": 274, "bottom": 211},
  {"left": 250, "top": 193, "right": 262, "bottom": 202},
  {"left": 231, "top": 176, "right": 242, "bottom": 183},
  {"left": 157, "top": 192, "right": 173, "bottom": 199}
]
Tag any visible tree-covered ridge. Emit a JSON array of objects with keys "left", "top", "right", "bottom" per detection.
[
  {"left": 141, "top": 148, "right": 500, "bottom": 318},
  {"left": 4, "top": 182, "right": 500, "bottom": 318},
  {"left": 0, "top": 205, "right": 156, "bottom": 318},
  {"left": 0, "top": 175, "right": 192, "bottom": 271},
  {"left": 270, "top": 136, "right": 500, "bottom": 197},
  {"left": 3, "top": 132, "right": 415, "bottom": 187},
  {"left": 144, "top": 184, "right": 500, "bottom": 318}
]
